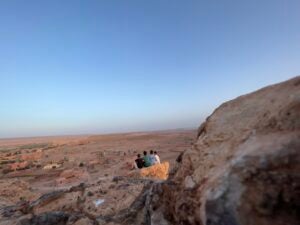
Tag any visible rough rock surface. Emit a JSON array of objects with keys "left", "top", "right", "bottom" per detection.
[
  {"left": 56, "top": 168, "right": 90, "bottom": 186},
  {"left": 9, "top": 161, "right": 30, "bottom": 171},
  {"left": 128, "top": 162, "right": 170, "bottom": 180},
  {"left": 0, "top": 179, "right": 39, "bottom": 204},
  {"left": 140, "top": 162, "right": 169, "bottom": 180},
  {"left": 137, "top": 76, "right": 300, "bottom": 225}
]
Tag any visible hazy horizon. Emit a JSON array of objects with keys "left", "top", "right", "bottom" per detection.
[{"left": 1, "top": 1, "right": 299, "bottom": 138}]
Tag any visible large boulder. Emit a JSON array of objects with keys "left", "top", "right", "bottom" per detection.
[{"left": 141, "top": 76, "right": 300, "bottom": 225}]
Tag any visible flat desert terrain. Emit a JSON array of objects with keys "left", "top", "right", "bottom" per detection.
[{"left": 0, "top": 129, "right": 196, "bottom": 224}]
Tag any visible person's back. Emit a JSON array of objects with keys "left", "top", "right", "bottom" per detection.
[
  {"left": 143, "top": 151, "right": 151, "bottom": 167},
  {"left": 135, "top": 156, "right": 144, "bottom": 169},
  {"left": 149, "top": 150, "right": 157, "bottom": 165},
  {"left": 154, "top": 151, "right": 161, "bottom": 164}
]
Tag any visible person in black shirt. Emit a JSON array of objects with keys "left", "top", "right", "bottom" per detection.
[{"left": 135, "top": 154, "right": 145, "bottom": 169}]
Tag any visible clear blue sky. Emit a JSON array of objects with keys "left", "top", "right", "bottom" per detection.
[{"left": 0, "top": 0, "right": 299, "bottom": 138}]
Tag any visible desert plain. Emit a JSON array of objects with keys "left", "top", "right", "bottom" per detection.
[{"left": 0, "top": 129, "right": 196, "bottom": 224}]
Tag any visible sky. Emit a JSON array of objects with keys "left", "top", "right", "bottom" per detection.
[{"left": 0, "top": 0, "right": 299, "bottom": 138}]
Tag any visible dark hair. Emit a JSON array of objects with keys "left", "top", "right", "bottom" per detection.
[
  {"left": 150, "top": 150, "right": 154, "bottom": 154},
  {"left": 154, "top": 151, "right": 157, "bottom": 154},
  {"left": 143, "top": 151, "right": 147, "bottom": 155},
  {"left": 137, "top": 154, "right": 141, "bottom": 158}
]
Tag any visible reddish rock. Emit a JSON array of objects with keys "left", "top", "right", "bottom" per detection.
[{"left": 9, "top": 161, "right": 30, "bottom": 171}]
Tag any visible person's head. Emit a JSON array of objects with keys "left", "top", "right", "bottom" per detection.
[
  {"left": 150, "top": 150, "right": 154, "bottom": 154},
  {"left": 137, "top": 154, "right": 141, "bottom": 158},
  {"left": 154, "top": 151, "right": 158, "bottom": 155},
  {"left": 143, "top": 151, "right": 147, "bottom": 156}
]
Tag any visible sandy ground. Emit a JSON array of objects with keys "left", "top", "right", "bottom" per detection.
[{"left": 0, "top": 129, "right": 196, "bottom": 224}]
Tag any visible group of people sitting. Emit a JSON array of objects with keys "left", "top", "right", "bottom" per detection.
[{"left": 134, "top": 150, "right": 160, "bottom": 169}]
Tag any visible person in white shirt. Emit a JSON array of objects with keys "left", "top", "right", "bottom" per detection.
[
  {"left": 154, "top": 151, "right": 160, "bottom": 164},
  {"left": 149, "top": 150, "right": 156, "bottom": 165}
]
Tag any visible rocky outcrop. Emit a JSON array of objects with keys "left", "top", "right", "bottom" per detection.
[{"left": 138, "top": 76, "right": 300, "bottom": 225}]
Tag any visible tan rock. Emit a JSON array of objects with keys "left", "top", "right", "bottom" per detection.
[
  {"left": 141, "top": 76, "right": 300, "bottom": 225},
  {"left": 43, "top": 163, "right": 61, "bottom": 170}
]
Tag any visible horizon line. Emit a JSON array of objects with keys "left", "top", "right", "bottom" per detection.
[{"left": 0, "top": 127, "right": 198, "bottom": 140}]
